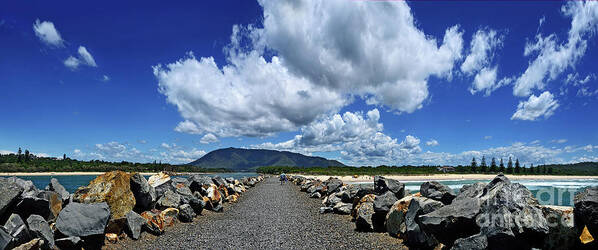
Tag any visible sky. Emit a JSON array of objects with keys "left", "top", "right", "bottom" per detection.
[{"left": 1, "top": 0, "right": 597, "bottom": 166}]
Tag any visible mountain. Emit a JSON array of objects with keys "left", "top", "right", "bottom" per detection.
[{"left": 189, "top": 147, "right": 346, "bottom": 171}]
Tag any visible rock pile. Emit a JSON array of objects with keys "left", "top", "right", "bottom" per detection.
[
  {"left": 0, "top": 172, "right": 263, "bottom": 249},
  {"left": 291, "top": 174, "right": 593, "bottom": 249}
]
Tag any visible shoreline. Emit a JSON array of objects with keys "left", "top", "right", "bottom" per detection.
[{"left": 300, "top": 174, "right": 598, "bottom": 183}]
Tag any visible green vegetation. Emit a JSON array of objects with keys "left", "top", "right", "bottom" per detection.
[
  {"left": 256, "top": 162, "right": 598, "bottom": 176},
  {"left": 0, "top": 150, "right": 230, "bottom": 173},
  {"left": 190, "top": 147, "right": 345, "bottom": 171}
]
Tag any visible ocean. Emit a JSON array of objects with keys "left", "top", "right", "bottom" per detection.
[{"left": 8, "top": 172, "right": 259, "bottom": 194}]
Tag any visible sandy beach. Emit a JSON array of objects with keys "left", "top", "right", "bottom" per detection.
[{"left": 300, "top": 174, "right": 598, "bottom": 183}]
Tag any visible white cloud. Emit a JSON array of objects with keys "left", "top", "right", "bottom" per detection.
[
  {"left": 77, "top": 46, "right": 97, "bottom": 67},
  {"left": 511, "top": 91, "right": 559, "bottom": 121},
  {"left": 461, "top": 29, "right": 502, "bottom": 74},
  {"left": 156, "top": 0, "right": 464, "bottom": 137},
  {"left": 73, "top": 141, "right": 205, "bottom": 164},
  {"left": 33, "top": 19, "right": 64, "bottom": 47},
  {"left": 137, "top": 140, "right": 147, "bottom": 144},
  {"left": 513, "top": 1, "right": 598, "bottom": 97},
  {"left": 426, "top": 139, "right": 439, "bottom": 146},
  {"left": 200, "top": 133, "right": 219, "bottom": 144},
  {"left": 101, "top": 75, "right": 110, "bottom": 82},
  {"left": 0, "top": 150, "right": 15, "bottom": 155},
  {"left": 252, "top": 109, "right": 422, "bottom": 165},
  {"left": 484, "top": 136, "right": 492, "bottom": 140},
  {"left": 64, "top": 56, "right": 80, "bottom": 70},
  {"left": 470, "top": 67, "right": 513, "bottom": 96},
  {"left": 552, "top": 139, "right": 568, "bottom": 144}
]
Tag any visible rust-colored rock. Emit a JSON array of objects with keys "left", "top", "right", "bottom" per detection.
[
  {"left": 73, "top": 171, "right": 136, "bottom": 219},
  {"left": 13, "top": 238, "right": 44, "bottom": 250},
  {"left": 218, "top": 185, "right": 229, "bottom": 198},
  {"left": 352, "top": 194, "right": 376, "bottom": 219},
  {"left": 105, "top": 233, "right": 118, "bottom": 244},
  {"left": 141, "top": 211, "right": 164, "bottom": 235},
  {"left": 227, "top": 194, "right": 239, "bottom": 203},
  {"left": 206, "top": 184, "right": 222, "bottom": 203},
  {"left": 160, "top": 208, "right": 179, "bottom": 227},
  {"left": 580, "top": 225, "right": 595, "bottom": 244}
]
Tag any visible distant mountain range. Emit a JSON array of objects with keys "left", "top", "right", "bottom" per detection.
[{"left": 188, "top": 147, "right": 346, "bottom": 171}]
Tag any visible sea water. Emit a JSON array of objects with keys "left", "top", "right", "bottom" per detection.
[
  {"left": 398, "top": 179, "right": 598, "bottom": 206},
  {"left": 8, "top": 172, "right": 259, "bottom": 193}
]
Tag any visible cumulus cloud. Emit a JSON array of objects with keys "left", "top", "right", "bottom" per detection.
[
  {"left": 33, "top": 19, "right": 64, "bottom": 47},
  {"left": 156, "top": 0, "right": 464, "bottom": 137},
  {"left": 461, "top": 29, "right": 502, "bottom": 74},
  {"left": 73, "top": 141, "right": 205, "bottom": 164},
  {"left": 200, "top": 133, "right": 219, "bottom": 144},
  {"left": 426, "top": 139, "right": 439, "bottom": 146},
  {"left": 64, "top": 46, "right": 97, "bottom": 70},
  {"left": 552, "top": 139, "right": 568, "bottom": 144},
  {"left": 511, "top": 91, "right": 559, "bottom": 121},
  {"left": 484, "top": 136, "right": 492, "bottom": 140},
  {"left": 513, "top": 1, "right": 598, "bottom": 97},
  {"left": 252, "top": 109, "right": 422, "bottom": 165}
]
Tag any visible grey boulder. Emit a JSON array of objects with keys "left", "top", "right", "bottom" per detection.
[
  {"left": 0, "top": 178, "right": 24, "bottom": 218},
  {"left": 125, "top": 211, "right": 146, "bottom": 240},
  {"left": 55, "top": 202, "right": 110, "bottom": 237},
  {"left": 420, "top": 181, "right": 456, "bottom": 205},
  {"left": 325, "top": 178, "right": 343, "bottom": 195},
  {"left": 4, "top": 214, "right": 31, "bottom": 246},
  {"left": 156, "top": 190, "right": 181, "bottom": 209},
  {"left": 404, "top": 197, "right": 443, "bottom": 248},
  {"left": 451, "top": 233, "right": 488, "bottom": 250},
  {"left": 333, "top": 202, "right": 352, "bottom": 215},
  {"left": 574, "top": 186, "right": 598, "bottom": 237},
  {"left": 46, "top": 178, "right": 70, "bottom": 203},
  {"left": 130, "top": 173, "right": 156, "bottom": 211},
  {"left": 26, "top": 215, "right": 54, "bottom": 249},
  {"left": 212, "top": 176, "right": 226, "bottom": 187},
  {"left": 373, "top": 191, "right": 399, "bottom": 213},
  {"left": 374, "top": 176, "right": 405, "bottom": 199},
  {"left": 55, "top": 236, "right": 82, "bottom": 249},
  {"left": 0, "top": 226, "right": 14, "bottom": 250},
  {"left": 178, "top": 204, "right": 196, "bottom": 223}
]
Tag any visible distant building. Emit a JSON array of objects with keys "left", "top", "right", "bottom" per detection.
[{"left": 437, "top": 166, "right": 455, "bottom": 173}]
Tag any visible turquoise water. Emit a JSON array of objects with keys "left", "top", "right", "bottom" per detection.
[
  {"left": 6, "top": 172, "right": 259, "bottom": 193},
  {"left": 368, "top": 179, "right": 598, "bottom": 206}
]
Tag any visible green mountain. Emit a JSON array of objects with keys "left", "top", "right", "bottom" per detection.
[{"left": 189, "top": 147, "right": 346, "bottom": 171}]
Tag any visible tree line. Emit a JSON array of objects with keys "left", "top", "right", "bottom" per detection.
[
  {"left": 470, "top": 156, "right": 554, "bottom": 174},
  {"left": 0, "top": 148, "right": 230, "bottom": 173}
]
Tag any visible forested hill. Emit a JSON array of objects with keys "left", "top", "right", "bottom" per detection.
[{"left": 189, "top": 148, "right": 346, "bottom": 171}]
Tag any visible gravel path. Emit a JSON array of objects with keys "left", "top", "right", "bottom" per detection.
[{"left": 115, "top": 177, "right": 404, "bottom": 249}]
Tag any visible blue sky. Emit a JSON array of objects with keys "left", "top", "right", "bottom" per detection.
[{"left": 1, "top": 0, "right": 597, "bottom": 166}]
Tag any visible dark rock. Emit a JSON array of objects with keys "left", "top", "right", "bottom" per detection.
[
  {"left": 212, "top": 176, "right": 226, "bottom": 187},
  {"left": 189, "top": 175, "right": 213, "bottom": 192},
  {"left": 404, "top": 197, "right": 443, "bottom": 248},
  {"left": 309, "top": 192, "right": 321, "bottom": 199},
  {"left": 125, "top": 211, "right": 146, "bottom": 240},
  {"left": 354, "top": 194, "right": 376, "bottom": 231},
  {"left": 347, "top": 184, "right": 375, "bottom": 202},
  {"left": 374, "top": 176, "right": 405, "bottom": 199},
  {"left": 170, "top": 177, "right": 190, "bottom": 187},
  {"left": 325, "top": 194, "right": 342, "bottom": 207},
  {"left": 574, "top": 186, "right": 598, "bottom": 238},
  {"left": 55, "top": 202, "right": 110, "bottom": 237},
  {"left": 153, "top": 182, "right": 174, "bottom": 201},
  {"left": 420, "top": 181, "right": 456, "bottom": 205},
  {"left": 178, "top": 204, "right": 195, "bottom": 223},
  {"left": 0, "top": 226, "right": 14, "bottom": 250},
  {"left": 542, "top": 205, "right": 578, "bottom": 250},
  {"left": 55, "top": 236, "right": 82, "bottom": 249},
  {"left": 26, "top": 215, "right": 54, "bottom": 249},
  {"left": 451, "top": 233, "right": 487, "bottom": 250},
  {"left": 0, "top": 178, "right": 24, "bottom": 218},
  {"left": 225, "top": 177, "right": 235, "bottom": 184},
  {"left": 7, "top": 177, "right": 37, "bottom": 199},
  {"left": 156, "top": 190, "right": 181, "bottom": 209},
  {"left": 374, "top": 191, "right": 399, "bottom": 213},
  {"left": 325, "top": 178, "right": 343, "bottom": 195},
  {"left": 385, "top": 195, "right": 416, "bottom": 238},
  {"left": 46, "top": 178, "right": 69, "bottom": 203},
  {"left": 190, "top": 192, "right": 206, "bottom": 215},
  {"left": 319, "top": 207, "right": 333, "bottom": 214},
  {"left": 333, "top": 202, "right": 352, "bottom": 215},
  {"left": 4, "top": 214, "right": 31, "bottom": 246},
  {"left": 130, "top": 173, "right": 156, "bottom": 211},
  {"left": 15, "top": 191, "right": 62, "bottom": 222}
]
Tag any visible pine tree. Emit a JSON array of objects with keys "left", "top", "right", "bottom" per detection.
[
  {"left": 499, "top": 158, "right": 505, "bottom": 172},
  {"left": 529, "top": 164, "right": 534, "bottom": 175},
  {"left": 471, "top": 157, "right": 477, "bottom": 173},
  {"left": 17, "top": 147, "right": 22, "bottom": 162},
  {"left": 24, "top": 150, "right": 30, "bottom": 162},
  {"left": 63, "top": 154, "right": 66, "bottom": 160},
  {"left": 548, "top": 167, "right": 553, "bottom": 174},
  {"left": 490, "top": 157, "right": 497, "bottom": 172},
  {"left": 514, "top": 158, "right": 521, "bottom": 174},
  {"left": 507, "top": 157, "right": 513, "bottom": 174},
  {"left": 543, "top": 166, "right": 547, "bottom": 174},
  {"left": 481, "top": 156, "right": 487, "bottom": 173}
]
